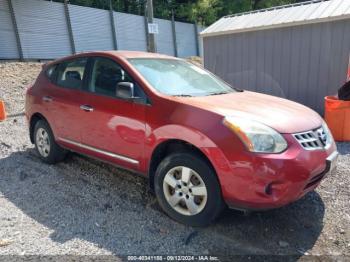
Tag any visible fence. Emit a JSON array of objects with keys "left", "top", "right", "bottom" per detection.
[{"left": 0, "top": 0, "right": 204, "bottom": 60}]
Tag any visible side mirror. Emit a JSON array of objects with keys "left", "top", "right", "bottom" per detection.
[{"left": 116, "top": 82, "right": 134, "bottom": 99}]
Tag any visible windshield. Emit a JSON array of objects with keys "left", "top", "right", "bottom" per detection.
[{"left": 128, "top": 58, "right": 236, "bottom": 97}]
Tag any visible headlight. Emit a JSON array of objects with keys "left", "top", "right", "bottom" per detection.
[
  {"left": 322, "top": 121, "right": 333, "bottom": 147},
  {"left": 223, "top": 116, "right": 288, "bottom": 153}
]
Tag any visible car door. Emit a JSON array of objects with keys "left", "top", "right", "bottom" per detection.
[
  {"left": 43, "top": 57, "right": 90, "bottom": 143},
  {"left": 80, "top": 56, "right": 148, "bottom": 171}
]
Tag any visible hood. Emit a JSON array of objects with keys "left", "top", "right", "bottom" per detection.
[{"left": 174, "top": 91, "right": 323, "bottom": 134}]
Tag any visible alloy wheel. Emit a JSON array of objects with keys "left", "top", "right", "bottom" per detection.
[
  {"left": 36, "top": 128, "right": 50, "bottom": 157},
  {"left": 163, "top": 166, "right": 208, "bottom": 216}
]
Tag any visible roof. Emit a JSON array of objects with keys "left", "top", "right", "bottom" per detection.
[
  {"left": 47, "top": 50, "right": 177, "bottom": 65},
  {"left": 108, "top": 50, "right": 176, "bottom": 59},
  {"left": 87, "top": 50, "right": 176, "bottom": 59},
  {"left": 201, "top": 0, "right": 350, "bottom": 38}
]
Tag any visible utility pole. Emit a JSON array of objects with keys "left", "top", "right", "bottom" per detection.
[
  {"left": 145, "top": 0, "right": 156, "bottom": 53},
  {"left": 171, "top": 8, "right": 178, "bottom": 57},
  {"left": 64, "top": 0, "right": 76, "bottom": 54},
  {"left": 109, "top": 0, "right": 118, "bottom": 50}
]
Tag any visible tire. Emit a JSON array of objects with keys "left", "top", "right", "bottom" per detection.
[
  {"left": 34, "top": 120, "right": 67, "bottom": 164},
  {"left": 154, "top": 152, "right": 225, "bottom": 226}
]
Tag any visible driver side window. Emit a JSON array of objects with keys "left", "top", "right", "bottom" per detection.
[{"left": 89, "top": 57, "right": 132, "bottom": 97}]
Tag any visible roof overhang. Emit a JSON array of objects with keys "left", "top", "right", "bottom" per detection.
[
  {"left": 200, "top": 0, "right": 350, "bottom": 38},
  {"left": 200, "top": 13, "right": 350, "bottom": 38}
]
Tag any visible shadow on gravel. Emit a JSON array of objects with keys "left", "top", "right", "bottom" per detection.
[{"left": 0, "top": 149, "right": 325, "bottom": 258}]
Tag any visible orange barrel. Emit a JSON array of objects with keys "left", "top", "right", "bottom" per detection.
[
  {"left": 0, "top": 100, "right": 6, "bottom": 121},
  {"left": 324, "top": 96, "right": 350, "bottom": 142}
]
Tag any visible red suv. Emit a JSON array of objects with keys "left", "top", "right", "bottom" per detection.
[{"left": 25, "top": 51, "right": 338, "bottom": 226}]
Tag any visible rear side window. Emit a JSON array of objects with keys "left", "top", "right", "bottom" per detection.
[
  {"left": 56, "top": 58, "right": 87, "bottom": 89},
  {"left": 45, "top": 64, "right": 57, "bottom": 82}
]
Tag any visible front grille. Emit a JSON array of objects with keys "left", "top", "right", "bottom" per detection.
[{"left": 293, "top": 127, "right": 327, "bottom": 150}]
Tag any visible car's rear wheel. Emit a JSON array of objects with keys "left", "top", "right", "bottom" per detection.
[
  {"left": 34, "top": 120, "right": 67, "bottom": 164},
  {"left": 154, "top": 152, "right": 225, "bottom": 226}
]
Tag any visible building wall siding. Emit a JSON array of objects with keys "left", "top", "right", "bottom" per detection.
[
  {"left": 0, "top": 0, "right": 19, "bottom": 59},
  {"left": 154, "top": 18, "right": 175, "bottom": 56},
  {"left": 203, "top": 19, "right": 350, "bottom": 114},
  {"left": 12, "top": 0, "right": 71, "bottom": 59},
  {"left": 69, "top": 5, "right": 114, "bottom": 52},
  {"left": 176, "top": 22, "right": 197, "bottom": 58},
  {"left": 0, "top": 0, "right": 201, "bottom": 60},
  {"left": 114, "top": 12, "right": 147, "bottom": 52}
]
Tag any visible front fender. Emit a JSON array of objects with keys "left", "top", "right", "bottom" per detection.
[{"left": 144, "top": 124, "right": 232, "bottom": 181}]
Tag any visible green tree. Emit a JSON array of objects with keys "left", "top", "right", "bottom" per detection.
[{"left": 52, "top": 0, "right": 309, "bottom": 25}]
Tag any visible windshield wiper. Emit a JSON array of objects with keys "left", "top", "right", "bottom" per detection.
[
  {"left": 173, "top": 94, "right": 193, "bottom": 97},
  {"left": 209, "top": 89, "right": 244, "bottom": 96},
  {"left": 208, "top": 91, "right": 229, "bottom": 96}
]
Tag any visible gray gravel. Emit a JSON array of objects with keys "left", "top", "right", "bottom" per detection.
[{"left": 0, "top": 62, "right": 349, "bottom": 260}]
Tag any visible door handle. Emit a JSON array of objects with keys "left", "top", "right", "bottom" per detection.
[
  {"left": 80, "top": 105, "right": 94, "bottom": 112},
  {"left": 42, "top": 96, "right": 53, "bottom": 102}
]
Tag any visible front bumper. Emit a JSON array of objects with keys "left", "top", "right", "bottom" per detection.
[{"left": 218, "top": 134, "right": 338, "bottom": 210}]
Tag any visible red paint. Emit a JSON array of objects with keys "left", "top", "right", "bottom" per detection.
[
  {"left": 25, "top": 51, "right": 338, "bottom": 210},
  {"left": 347, "top": 54, "right": 350, "bottom": 81}
]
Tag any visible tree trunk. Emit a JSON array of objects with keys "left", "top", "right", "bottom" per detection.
[{"left": 252, "top": 0, "right": 263, "bottom": 10}]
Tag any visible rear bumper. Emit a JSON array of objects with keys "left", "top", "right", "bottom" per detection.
[{"left": 217, "top": 134, "right": 338, "bottom": 210}]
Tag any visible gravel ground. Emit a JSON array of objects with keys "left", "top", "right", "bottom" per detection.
[{"left": 0, "top": 62, "right": 349, "bottom": 261}]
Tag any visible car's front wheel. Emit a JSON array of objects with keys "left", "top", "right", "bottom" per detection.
[
  {"left": 34, "top": 120, "right": 67, "bottom": 164},
  {"left": 154, "top": 153, "right": 225, "bottom": 226}
]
